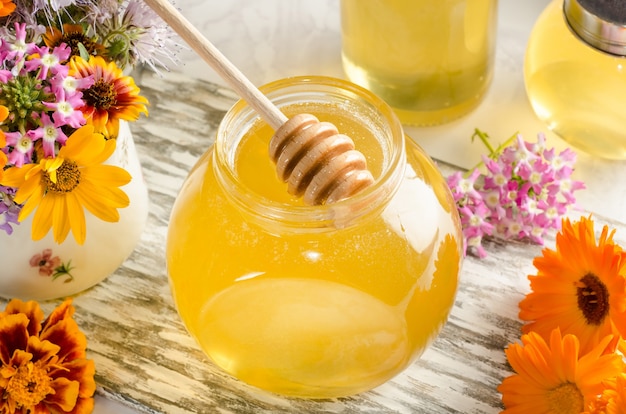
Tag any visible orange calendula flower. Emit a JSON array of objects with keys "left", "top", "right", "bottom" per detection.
[
  {"left": 0, "top": 298, "right": 96, "bottom": 413},
  {"left": 0, "top": 0, "right": 15, "bottom": 17},
  {"left": 0, "top": 124, "right": 131, "bottom": 245},
  {"left": 498, "top": 328, "right": 625, "bottom": 414},
  {"left": 584, "top": 374, "right": 626, "bottom": 414},
  {"left": 518, "top": 216, "right": 626, "bottom": 355},
  {"left": 69, "top": 55, "right": 148, "bottom": 139},
  {"left": 0, "top": 104, "right": 8, "bottom": 122}
]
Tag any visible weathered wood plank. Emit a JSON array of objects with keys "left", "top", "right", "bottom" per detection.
[{"left": 3, "top": 69, "right": 623, "bottom": 413}]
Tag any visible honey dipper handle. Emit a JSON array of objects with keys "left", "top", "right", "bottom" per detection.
[{"left": 144, "top": 0, "right": 288, "bottom": 130}]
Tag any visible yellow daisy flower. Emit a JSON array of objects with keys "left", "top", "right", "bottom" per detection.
[
  {"left": 0, "top": 124, "right": 131, "bottom": 245},
  {"left": 69, "top": 55, "right": 148, "bottom": 139},
  {"left": 0, "top": 298, "right": 96, "bottom": 414},
  {"left": 518, "top": 216, "right": 626, "bottom": 355},
  {"left": 498, "top": 328, "right": 625, "bottom": 414}
]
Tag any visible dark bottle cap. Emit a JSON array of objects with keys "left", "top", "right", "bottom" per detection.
[{"left": 564, "top": 0, "right": 626, "bottom": 56}]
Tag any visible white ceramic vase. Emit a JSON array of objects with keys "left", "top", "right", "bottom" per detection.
[{"left": 0, "top": 121, "right": 149, "bottom": 301}]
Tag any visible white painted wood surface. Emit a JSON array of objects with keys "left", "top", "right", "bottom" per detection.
[
  {"left": 3, "top": 69, "right": 623, "bottom": 413},
  {"left": 4, "top": 1, "right": 626, "bottom": 412}
]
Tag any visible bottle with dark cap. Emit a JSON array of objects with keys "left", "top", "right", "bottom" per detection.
[{"left": 524, "top": 0, "right": 626, "bottom": 159}]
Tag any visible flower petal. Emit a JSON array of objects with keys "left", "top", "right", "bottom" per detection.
[
  {"left": 40, "top": 320, "right": 87, "bottom": 363},
  {"left": 18, "top": 183, "right": 45, "bottom": 222},
  {"left": 52, "top": 193, "right": 72, "bottom": 244},
  {"left": 26, "top": 335, "right": 61, "bottom": 363},
  {"left": 40, "top": 300, "right": 87, "bottom": 362},
  {"left": 50, "top": 359, "right": 96, "bottom": 399},
  {"left": 47, "top": 376, "right": 80, "bottom": 412},
  {"left": 0, "top": 313, "right": 29, "bottom": 365},
  {"left": 2, "top": 299, "right": 44, "bottom": 337},
  {"left": 31, "top": 193, "right": 56, "bottom": 242},
  {"left": 83, "top": 164, "right": 131, "bottom": 187},
  {"left": 66, "top": 192, "right": 86, "bottom": 245}
]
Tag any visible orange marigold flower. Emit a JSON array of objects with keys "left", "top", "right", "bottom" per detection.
[
  {"left": 585, "top": 374, "right": 626, "bottom": 414},
  {"left": 519, "top": 216, "right": 626, "bottom": 355},
  {"left": 0, "top": 298, "right": 96, "bottom": 413},
  {"left": 0, "top": 0, "right": 15, "bottom": 17},
  {"left": 68, "top": 55, "right": 148, "bottom": 139},
  {"left": 498, "top": 328, "right": 625, "bottom": 414}
]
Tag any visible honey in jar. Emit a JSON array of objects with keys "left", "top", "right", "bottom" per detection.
[
  {"left": 340, "top": 0, "right": 498, "bottom": 126},
  {"left": 166, "top": 76, "right": 463, "bottom": 398}
]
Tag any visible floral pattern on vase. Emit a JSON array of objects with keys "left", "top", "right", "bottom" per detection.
[{"left": 29, "top": 248, "right": 76, "bottom": 283}]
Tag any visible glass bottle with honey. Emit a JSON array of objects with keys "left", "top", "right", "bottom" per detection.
[
  {"left": 525, "top": 0, "right": 626, "bottom": 159},
  {"left": 340, "top": 0, "right": 498, "bottom": 126}
]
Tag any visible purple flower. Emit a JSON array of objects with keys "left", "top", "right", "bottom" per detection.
[{"left": 0, "top": 200, "right": 20, "bottom": 235}]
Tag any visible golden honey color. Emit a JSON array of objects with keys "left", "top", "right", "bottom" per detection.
[
  {"left": 341, "top": 0, "right": 497, "bottom": 126},
  {"left": 166, "top": 78, "right": 462, "bottom": 398},
  {"left": 524, "top": 0, "right": 626, "bottom": 159}
]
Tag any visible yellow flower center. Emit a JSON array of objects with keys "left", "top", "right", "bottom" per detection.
[
  {"left": 83, "top": 79, "right": 117, "bottom": 110},
  {"left": 547, "top": 382, "right": 584, "bottom": 414},
  {"left": 5, "top": 362, "right": 54, "bottom": 409},
  {"left": 577, "top": 273, "right": 609, "bottom": 325},
  {"left": 44, "top": 160, "right": 81, "bottom": 193}
]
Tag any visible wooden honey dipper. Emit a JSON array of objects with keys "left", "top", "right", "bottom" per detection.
[{"left": 144, "top": 0, "right": 375, "bottom": 205}]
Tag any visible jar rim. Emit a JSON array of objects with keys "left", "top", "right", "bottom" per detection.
[
  {"left": 564, "top": 0, "right": 626, "bottom": 56},
  {"left": 213, "top": 75, "right": 406, "bottom": 232}
]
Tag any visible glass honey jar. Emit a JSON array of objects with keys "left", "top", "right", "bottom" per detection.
[
  {"left": 166, "top": 76, "right": 463, "bottom": 398},
  {"left": 341, "top": 0, "right": 499, "bottom": 126},
  {"left": 524, "top": 0, "right": 626, "bottom": 159}
]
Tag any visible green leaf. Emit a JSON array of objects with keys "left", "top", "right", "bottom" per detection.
[{"left": 78, "top": 42, "right": 90, "bottom": 61}]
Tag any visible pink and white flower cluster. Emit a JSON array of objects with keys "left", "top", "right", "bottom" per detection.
[
  {"left": 1, "top": 24, "right": 93, "bottom": 161},
  {"left": 447, "top": 132, "right": 585, "bottom": 258},
  {"left": 0, "top": 23, "right": 94, "bottom": 234}
]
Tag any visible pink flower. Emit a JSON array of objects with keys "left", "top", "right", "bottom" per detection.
[
  {"left": 24, "top": 44, "right": 70, "bottom": 80},
  {"left": 43, "top": 88, "right": 86, "bottom": 128},
  {"left": 27, "top": 113, "right": 68, "bottom": 157},
  {"left": 29, "top": 249, "right": 62, "bottom": 277},
  {"left": 3, "top": 23, "right": 29, "bottom": 62},
  {"left": 4, "top": 131, "right": 35, "bottom": 167},
  {"left": 446, "top": 130, "right": 585, "bottom": 258},
  {"left": 49, "top": 72, "right": 94, "bottom": 96}
]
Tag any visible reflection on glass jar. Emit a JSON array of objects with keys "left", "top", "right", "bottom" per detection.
[
  {"left": 341, "top": 0, "right": 498, "bottom": 126},
  {"left": 524, "top": 0, "right": 626, "bottom": 159},
  {"left": 166, "top": 76, "right": 463, "bottom": 398}
]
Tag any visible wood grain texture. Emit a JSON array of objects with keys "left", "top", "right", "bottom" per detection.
[{"left": 3, "top": 69, "right": 623, "bottom": 414}]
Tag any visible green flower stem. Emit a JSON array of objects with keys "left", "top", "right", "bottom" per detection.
[
  {"left": 464, "top": 128, "right": 519, "bottom": 177},
  {"left": 472, "top": 128, "right": 497, "bottom": 156}
]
